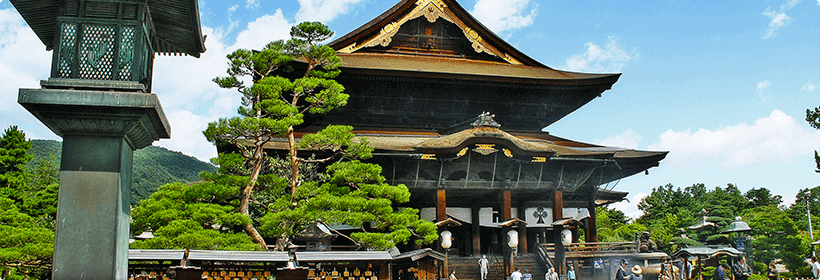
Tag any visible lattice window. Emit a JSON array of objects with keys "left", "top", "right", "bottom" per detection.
[
  {"left": 118, "top": 26, "right": 135, "bottom": 80},
  {"left": 79, "top": 24, "right": 116, "bottom": 80},
  {"left": 58, "top": 23, "right": 78, "bottom": 78}
]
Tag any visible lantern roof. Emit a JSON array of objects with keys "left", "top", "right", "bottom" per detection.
[{"left": 9, "top": 0, "right": 206, "bottom": 57}]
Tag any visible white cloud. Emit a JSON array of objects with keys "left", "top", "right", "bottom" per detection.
[
  {"left": 761, "top": 9, "right": 791, "bottom": 39},
  {"left": 0, "top": 9, "right": 55, "bottom": 140},
  {"left": 470, "top": 0, "right": 537, "bottom": 34},
  {"left": 155, "top": 110, "right": 218, "bottom": 163},
  {"left": 611, "top": 192, "right": 649, "bottom": 220},
  {"left": 781, "top": 0, "right": 802, "bottom": 10},
  {"left": 295, "top": 0, "right": 366, "bottom": 23},
  {"left": 595, "top": 129, "right": 642, "bottom": 149},
  {"left": 232, "top": 9, "right": 292, "bottom": 51},
  {"left": 757, "top": 80, "right": 771, "bottom": 90},
  {"left": 563, "top": 36, "right": 635, "bottom": 73},
  {"left": 803, "top": 81, "right": 816, "bottom": 91},
  {"left": 246, "top": 0, "right": 259, "bottom": 10},
  {"left": 150, "top": 26, "right": 241, "bottom": 161},
  {"left": 648, "top": 110, "right": 820, "bottom": 170}
]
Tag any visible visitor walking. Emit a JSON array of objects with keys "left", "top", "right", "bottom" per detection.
[
  {"left": 678, "top": 257, "right": 692, "bottom": 280},
  {"left": 626, "top": 265, "right": 643, "bottom": 280},
  {"left": 523, "top": 269, "right": 533, "bottom": 280},
  {"left": 449, "top": 270, "right": 457, "bottom": 280},
  {"left": 732, "top": 256, "right": 751, "bottom": 280},
  {"left": 810, "top": 256, "right": 820, "bottom": 279},
  {"left": 511, "top": 268, "right": 523, "bottom": 280},
  {"left": 766, "top": 260, "right": 779, "bottom": 280},
  {"left": 713, "top": 264, "right": 729, "bottom": 280},
  {"left": 568, "top": 265, "right": 576, "bottom": 280},
  {"left": 545, "top": 268, "right": 558, "bottom": 280},
  {"left": 615, "top": 259, "right": 630, "bottom": 280},
  {"left": 479, "top": 255, "right": 489, "bottom": 280}
]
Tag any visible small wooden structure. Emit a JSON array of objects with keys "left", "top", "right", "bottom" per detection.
[
  {"left": 128, "top": 249, "right": 444, "bottom": 280},
  {"left": 672, "top": 247, "right": 744, "bottom": 280}
]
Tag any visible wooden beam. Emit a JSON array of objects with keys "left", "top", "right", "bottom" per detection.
[
  {"left": 500, "top": 189, "right": 512, "bottom": 221},
  {"left": 472, "top": 206, "right": 480, "bottom": 256},
  {"left": 517, "top": 206, "right": 527, "bottom": 256},
  {"left": 587, "top": 200, "right": 598, "bottom": 242},
  {"left": 553, "top": 189, "right": 563, "bottom": 220},
  {"left": 436, "top": 188, "right": 447, "bottom": 221}
]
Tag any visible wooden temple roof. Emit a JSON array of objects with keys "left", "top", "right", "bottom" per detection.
[
  {"left": 261, "top": 126, "right": 667, "bottom": 162},
  {"left": 328, "top": 0, "right": 619, "bottom": 85},
  {"left": 9, "top": 0, "right": 206, "bottom": 57}
]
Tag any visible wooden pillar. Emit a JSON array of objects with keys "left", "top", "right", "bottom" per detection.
[
  {"left": 554, "top": 189, "right": 564, "bottom": 220},
  {"left": 517, "top": 206, "right": 527, "bottom": 256},
  {"left": 500, "top": 189, "right": 512, "bottom": 275},
  {"left": 586, "top": 201, "right": 598, "bottom": 242},
  {"left": 472, "top": 206, "right": 481, "bottom": 256},
  {"left": 436, "top": 189, "right": 447, "bottom": 221},
  {"left": 553, "top": 189, "right": 565, "bottom": 275}
]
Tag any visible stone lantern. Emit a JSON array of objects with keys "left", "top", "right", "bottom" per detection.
[{"left": 9, "top": 0, "right": 205, "bottom": 279}]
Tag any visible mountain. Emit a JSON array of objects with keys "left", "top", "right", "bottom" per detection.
[{"left": 28, "top": 140, "right": 217, "bottom": 205}]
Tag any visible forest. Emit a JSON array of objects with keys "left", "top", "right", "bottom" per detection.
[{"left": 0, "top": 127, "right": 218, "bottom": 279}]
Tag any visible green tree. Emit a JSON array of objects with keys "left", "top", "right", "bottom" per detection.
[
  {"left": 0, "top": 126, "right": 55, "bottom": 279},
  {"left": 743, "top": 205, "right": 805, "bottom": 274},
  {"left": 130, "top": 182, "right": 260, "bottom": 251},
  {"left": 204, "top": 22, "right": 437, "bottom": 250},
  {"left": 806, "top": 106, "right": 820, "bottom": 172},
  {"left": 0, "top": 126, "right": 32, "bottom": 204},
  {"left": 596, "top": 207, "right": 647, "bottom": 242},
  {"left": 0, "top": 197, "right": 54, "bottom": 279}
]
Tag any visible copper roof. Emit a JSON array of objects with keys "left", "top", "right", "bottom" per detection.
[{"left": 336, "top": 53, "right": 619, "bottom": 84}]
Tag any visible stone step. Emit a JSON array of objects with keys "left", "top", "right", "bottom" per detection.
[{"left": 446, "top": 255, "right": 548, "bottom": 280}]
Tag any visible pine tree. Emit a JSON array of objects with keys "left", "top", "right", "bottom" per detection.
[{"left": 204, "top": 22, "right": 437, "bottom": 250}]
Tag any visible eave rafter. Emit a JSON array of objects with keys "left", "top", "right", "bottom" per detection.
[{"left": 338, "top": 0, "right": 522, "bottom": 65}]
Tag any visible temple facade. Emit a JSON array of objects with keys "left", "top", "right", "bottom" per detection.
[{"left": 272, "top": 0, "right": 669, "bottom": 277}]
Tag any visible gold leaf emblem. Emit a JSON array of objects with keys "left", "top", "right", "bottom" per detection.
[{"left": 473, "top": 144, "right": 497, "bottom": 155}]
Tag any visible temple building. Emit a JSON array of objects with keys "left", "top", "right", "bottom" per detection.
[{"left": 270, "top": 0, "right": 669, "bottom": 278}]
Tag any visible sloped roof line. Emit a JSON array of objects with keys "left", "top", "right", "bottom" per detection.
[{"left": 329, "top": 0, "right": 547, "bottom": 68}]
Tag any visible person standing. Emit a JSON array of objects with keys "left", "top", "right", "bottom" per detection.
[
  {"left": 626, "top": 265, "right": 643, "bottom": 280},
  {"left": 449, "top": 270, "right": 457, "bottom": 280},
  {"left": 511, "top": 268, "right": 523, "bottom": 280},
  {"left": 479, "top": 255, "right": 489, "bottom": 280},
  {"left": 810, "top": 257, "right": 820, "bottom": 279},
  {"left": 733, "top": 256, "right": 751, "bottom": 280},
  {"left": 713, "top": 264, "right": 729, "bottom": 280},
  {"left": 523, "top": 269, "right": 533, "bottom": 280},
  {"left": 545, "top": 268, "right": 559, "bottom": 280},
  {"left": 615, "top": 259, "right": 630, "bottom": 280},
  {"left": 678, "top": 257, "right": 692, "bottom": 280},
  {"left": 568, "top": 265, "right": 576, "bottom": 280},
  {"left": 766, "top": 260, "right": 779, "bottom": 280}
]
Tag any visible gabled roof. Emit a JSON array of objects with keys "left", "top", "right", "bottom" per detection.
[
  {"left": 9, "top": 0, "right": 206, "bottom": 57},
  {"left": 328, "top": 0, "right": 619, "bottom": 83}
]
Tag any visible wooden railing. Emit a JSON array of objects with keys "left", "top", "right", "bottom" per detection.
[{"left": 542, "top": 242, "right": 637, "bottom": 253}]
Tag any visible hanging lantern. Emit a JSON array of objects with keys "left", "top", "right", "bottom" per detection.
[
  {"left": 561, "top": 229, "right": 572, "bottom": 246},
  {"left": 441, "top": 230, "right": 452, "bottom": 249},
  {"left": 507, "top": 230, "right": 518, "bottom": 248}
]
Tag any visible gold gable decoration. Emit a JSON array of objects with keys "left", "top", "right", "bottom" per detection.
[{"left": 338, "top": 0, "right": 522, "bottom": 65}]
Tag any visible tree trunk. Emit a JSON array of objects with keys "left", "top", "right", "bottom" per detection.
[
  {"left": 288, "top": 125, "right": 299, "bottom": 203},
  {"left": 239, "top": 145, "right": 268, "bottom": 250}
]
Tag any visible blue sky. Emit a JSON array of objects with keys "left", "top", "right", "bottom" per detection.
[{"left": 2, "top": 0, "right": 819, "bottom": 218}]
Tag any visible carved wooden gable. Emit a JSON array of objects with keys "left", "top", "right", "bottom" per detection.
[{"left": 337, "top": 0, "right": 525, "bottom": 65}]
